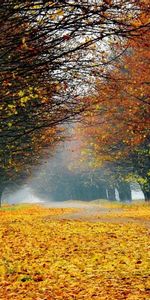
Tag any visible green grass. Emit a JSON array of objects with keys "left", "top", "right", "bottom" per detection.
[{"left": 0, "top": 203, "right": 33, "bottom": 211}]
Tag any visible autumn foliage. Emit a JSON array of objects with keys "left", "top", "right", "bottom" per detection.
[
  {"left": 79, "top": 26, "right": 149, "bottom": 158},
  {"left": 72, "top": 20, "right": 150, "bottom": 199}
]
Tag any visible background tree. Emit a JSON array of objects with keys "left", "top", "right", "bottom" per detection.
[
  {"left": 31, "top": 153, "right": 108, "bottom": 202},
  {"left": 72, "top": 24, "right": 150, "bottom": 201}
]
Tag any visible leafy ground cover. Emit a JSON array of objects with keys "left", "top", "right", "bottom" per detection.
[
  {"left": 95, "top": 201, "right": 150, "bottom": 221},
  {"left": 0, "top": 203, "right": 150, "bottom": 299}
]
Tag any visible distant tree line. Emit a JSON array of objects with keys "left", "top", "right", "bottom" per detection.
[{"left": 31, "top": 156, "right": 134, "bottom": 202}]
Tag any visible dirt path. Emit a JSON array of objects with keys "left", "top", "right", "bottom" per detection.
[{"left": 43, "top": 202, "right": 150, "bottom": 228}]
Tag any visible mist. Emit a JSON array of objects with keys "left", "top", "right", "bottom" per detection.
[
  {"left": 2, "top": 138, "right": 145, "bottom": 206},
  {"left": 2, "top": 186, "right": 44, "bottom": 205}
]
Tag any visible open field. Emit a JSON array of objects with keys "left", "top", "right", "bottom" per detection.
[{"left": 0, "top": 202, "right": 150, "bottom": 300}]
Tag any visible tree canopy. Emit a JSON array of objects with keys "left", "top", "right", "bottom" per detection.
[{"left": 0, "top": 0, "right": 150, "bottom": 201}]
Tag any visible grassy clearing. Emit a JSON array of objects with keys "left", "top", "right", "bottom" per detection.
[
  {"left": 0, "top": 203, "right": 150, "bottom": 300},
  {"left": 0, "top": 203, "right": 33, "bottom": 211},
  {"left": 92, "top": 200, "right": 148, "bottom": 209}
]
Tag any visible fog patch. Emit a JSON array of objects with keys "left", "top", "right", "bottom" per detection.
[
  {"left": 132, "top": 189, "right": 145, "bottom": 200},
  {"left": 3, "top": 186, "right": 45, "bottom": 205}
]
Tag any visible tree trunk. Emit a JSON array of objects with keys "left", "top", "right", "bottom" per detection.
[
  {"left": 0, "top": 185, "right": 4, "bottom": 207},
  {"left": 144, "top": 191, "right": 150, "bottom": 202},
  {"left": 141, "top": 182, "right": 150, "bottom": 202},
  {"left": 117, "top": 181, "right": 132, "bottom": 202},
  {"left": 107, "top": 187, "right": 116, "bottom": 201}
]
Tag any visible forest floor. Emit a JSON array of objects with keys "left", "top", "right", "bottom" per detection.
[{"left": 0, "top": 201, "right": 150, "bottom": 300}]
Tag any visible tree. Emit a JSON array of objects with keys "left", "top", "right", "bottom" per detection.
[
  {"left": 1, "top": 0, "right": 149, "bottom": 202},
  {"left": 71, "top": 22, "right": 150, "bottom": 200},
  {"left": 124, "top": 140, "right": 150, "bottom": 201}
]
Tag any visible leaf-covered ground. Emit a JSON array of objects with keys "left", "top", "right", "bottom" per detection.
[{"left": 0, "top": 203, "right": 150, "bottom": 299}]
